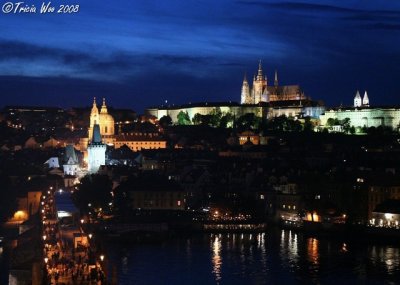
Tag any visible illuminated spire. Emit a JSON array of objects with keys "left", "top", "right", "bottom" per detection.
[
  {"left": 100, "top": 97, "right": 108, "bottom": 114},
  {"left": 354, "top": 90, "right": 362, "bottom": 107},
  {"left": 91, "top": 97, "right": 98, "bottom": 114},
  {"left": 363, "top": 91, "right": 369, "bottom": 106},
  {"left": 274, "top": 70, "right": 279, "bottom": 86},
  {"left": 257, "top": 60, "right": 263, "bottom": 80}
]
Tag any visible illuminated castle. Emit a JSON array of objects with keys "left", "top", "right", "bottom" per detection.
[{"left": 241, "top": 61, "right": 307, "bottom": 104}]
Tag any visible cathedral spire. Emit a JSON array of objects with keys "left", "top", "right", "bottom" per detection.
[
  {"left": 274, "top": 70, "right": 279, "bottom": 86},
  {"left": 257, "top": 60, "right": 263, "bottom": 80},
  {"left": 241, "top": 72, "right": 251, "bottom": 104}
]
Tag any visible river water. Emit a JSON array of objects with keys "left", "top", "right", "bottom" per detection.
[{"left": 105, "top": 229, "right": 400, "bottom": 285}]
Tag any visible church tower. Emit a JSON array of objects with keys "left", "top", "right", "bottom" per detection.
[
  {"left": 274, "top": 70, "right": 279, "bottom": 87},
  {"left": 362, "top": 91, "right": 369, "bottom": 107},
  {"left": 252, "top": 60, "right": 267, "bottom": 104},
  {"left": 88, "top": 97, "right": 99, "bottom": 141},
  {"left": 354, "top": 90, "right": 362, "bottom": 107},
  {"left": 87, "top": 124, "right": 106, "bottom": 173},
  {"left": 240, "top": 74, "right": 251, "bottom": 104},
  {"left": 88, "top": 97, "right": 115, "bottom": 143}
]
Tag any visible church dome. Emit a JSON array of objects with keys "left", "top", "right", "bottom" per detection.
[{"left": 89, "top": 98, "right": 115, "bottom": 137}]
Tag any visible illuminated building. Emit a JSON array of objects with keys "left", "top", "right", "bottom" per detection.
[
  {"left": 114, "top": 132, "right": 167, "bottom": 151},
  {"left": 88, "top": 97, "right": 115, "bottom": 144},
  {"left": 87, "top": 124, "right": 106, "bottom": 173},
  {"left": 7, "top": 191, "right": 41, "bottom": 225},
  {"left": 241, "top": 61, "right": 307, "bottom": 104},
  {"left": 63, "top": 144, "right": 79, "bottom": 176},
  {"left": 146, "top": 102, "right": 267, "bottom": 123},
  {"left": 80, "top": 98, "right": 166, "bottom": 154},
  {"left": 320, "top": 108, "right": 400, "bottom": 131}
]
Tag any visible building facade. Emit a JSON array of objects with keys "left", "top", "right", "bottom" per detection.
[{"left": 320, "top": 107, "right": 400, "bottom": 130}]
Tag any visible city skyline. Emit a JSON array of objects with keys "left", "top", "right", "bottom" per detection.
[{"left": 0, "top": 0, "right": 400, "bottom": 112}]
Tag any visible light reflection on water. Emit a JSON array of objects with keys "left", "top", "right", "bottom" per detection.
[
  {"left": 211, "top": 235, "right": 222, "bottom": 282},
  {"left": 106, "top": 230, "right": 400, "bottom": 285}
]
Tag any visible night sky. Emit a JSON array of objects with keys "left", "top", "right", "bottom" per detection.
[{"left": 0, "top": 0, "right": 399, "bottom": 112}]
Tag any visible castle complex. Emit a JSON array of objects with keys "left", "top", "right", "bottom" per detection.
[{"left": 241, "top": 61, "right": 307, "bottom": 104}]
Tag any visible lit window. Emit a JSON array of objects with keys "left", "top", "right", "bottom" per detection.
[
  {"left": 177, "top": 200, "right": 181, "bottom": 206},
  {"left": 283, "top": 204, "right": 286, "bottom": 209},
  {"left": 293, "top": 205, "right": 296, "bottom": 210},
  {"left": 260, "top": 194, "right": 265, "bottom": 200}
]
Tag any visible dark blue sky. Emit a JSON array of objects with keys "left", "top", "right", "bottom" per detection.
[{"left": 0, "top": 0, "right": 399, "bottom": 112}]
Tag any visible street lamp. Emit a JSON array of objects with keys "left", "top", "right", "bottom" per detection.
[
  {"left": 88, "top": 233, "right": 93, "bottom": 239},
  {"left": 43, "top": 235, "right": 47, "bottom": 241},
  {"left": 80, "top": 219, "right": 85, "bottom": 224},
  {"left": 100, "top": 254, "right": 105, "bottom": 262},
  {"left": 44, "top": 257, "right": 48, "bottom": 264}
]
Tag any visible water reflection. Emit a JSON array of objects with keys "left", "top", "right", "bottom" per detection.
[
  {"left": 105, "top": 230, "right": 400, "bottom": 285},
  {"left": 370, "top": 245, "right": 400, "bottom": 275},
  {"left": 307, "top": 238, "right": 319, "bottom": 267},
  {"left": 211, "top": 235, "right": 222, "bottom": 282}
]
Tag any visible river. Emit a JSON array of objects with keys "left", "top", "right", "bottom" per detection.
[{"left": 104, "top": 229, "right": 400, "bottom": 285}]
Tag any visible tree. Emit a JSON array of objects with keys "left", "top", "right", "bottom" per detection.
[
  {"left": 209, "top": 107, "right": 222, "bottom": 127},
  {"left": 0, "top": 174, "right": 17, "bottom": 223},
  {"left": 303, "top": 117, "right": 313, "bottom": 132},
  {"left": 177, "top": 111, "right": 191, "bottom": 125},
  {"left": 219, "top": 112, "right": 234, "bottom": 128},
  {"left": 341, "top": 118, "right": 351, "bottom": 134},
  {"left": 237, "top": 113, "right": 261, "bottom": 130},
  {"left": 192, "top": 113, "right": 203, "bottom": 125},
  {"left": 159, "top": 115, "right": 172, "bottom": 128},
  {"left": 72, "top": 174, "right": 112, "bottom": 214}
]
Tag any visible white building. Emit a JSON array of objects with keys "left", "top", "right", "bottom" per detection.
[
  {"left": 87, "top": 124, "right": 106, "bottom": 173},
  {"left": 321, "top": 108, "right": 400, "bottom": 130}
]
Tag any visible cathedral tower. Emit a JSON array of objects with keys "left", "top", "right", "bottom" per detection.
[
  {"left": 240, "top": 74, "right": 251, "bottom": 104},
  {"left": 88, "top": 97, "right": 99, "bottom": 141},
  {"left": 252, "top": 60, "right": 267, "bottom": 104}
]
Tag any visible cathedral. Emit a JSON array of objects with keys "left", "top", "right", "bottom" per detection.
[{"left": 241, "top": 61, "right": 307, "bottom": 104}]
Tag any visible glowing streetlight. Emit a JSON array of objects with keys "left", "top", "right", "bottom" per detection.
[
  {"left": 42, "top": 235, "right": 47, "bottom": 241},
  {"left": 100, "top": 254, "right": 105, "bottom": 262},
  {"left": 88, "top": 233, "right": 93, "bottom": 239},
  {"left": 44, "top": 257, "right": 48, "bottom": 264},
  {"left": 80, "top": 219, "right": 85, "bottom": 224}
]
